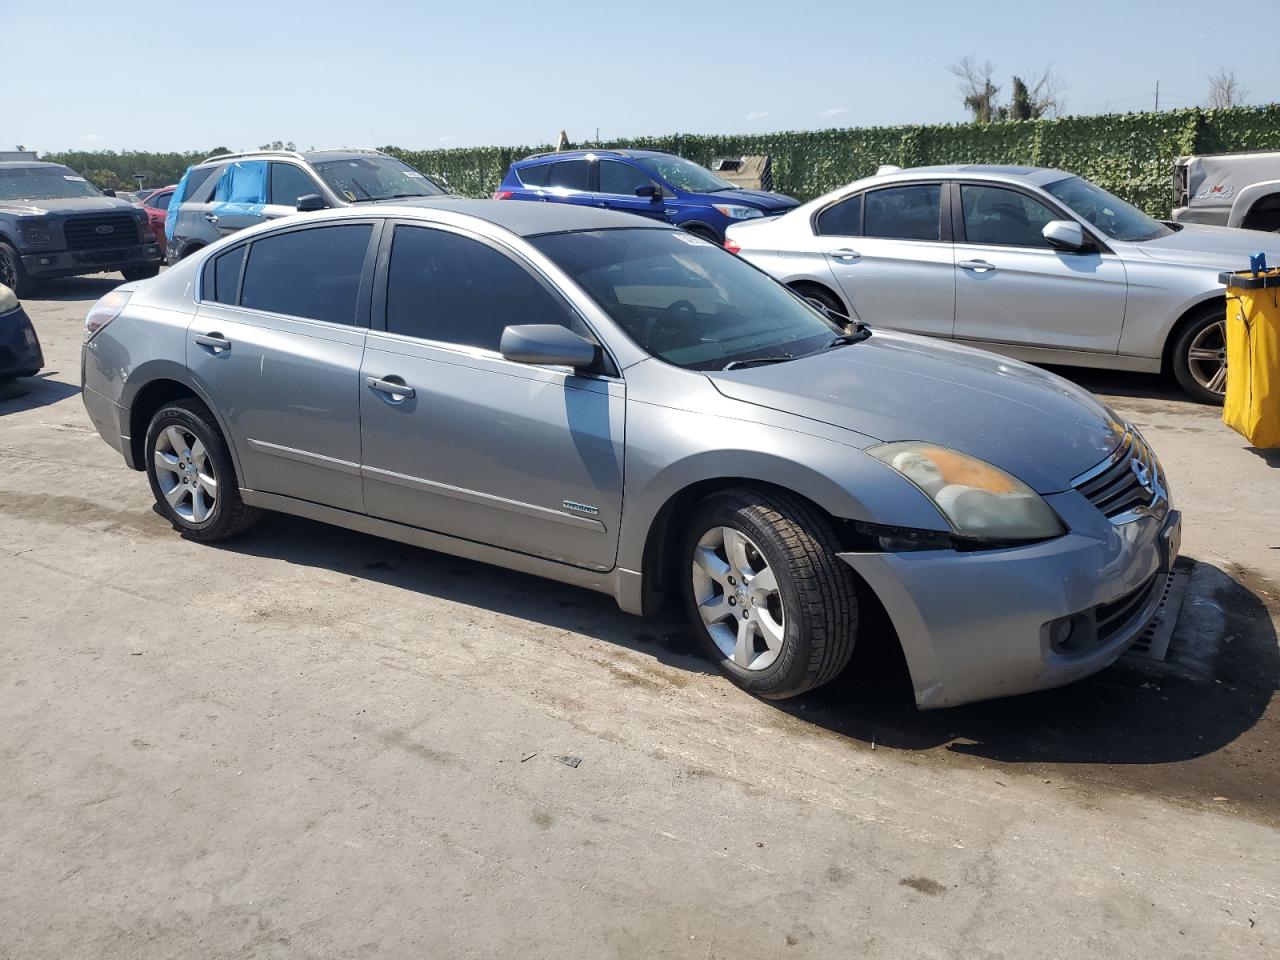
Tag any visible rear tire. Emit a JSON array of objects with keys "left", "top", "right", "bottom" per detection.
[
  {"left": 0, "top": 243, "right": 36, "bottom": 298},
  {"left": 145, "top": 399, "right": 260, "bottom": 542},
  {"left": 681, "top": 223, "right": 722, "bottom": 245},
  {"left": 1171, "top": 307, "right": 1228, "bottom": 405},
  {"left": 122, "top": 265, "right": 160, "bottom": 282},
  {"left": 682, "top": 487, "right": 859, "bottom": 700},
  {"left": 790, "top": 283, "right": 845, "bottom": 319}
]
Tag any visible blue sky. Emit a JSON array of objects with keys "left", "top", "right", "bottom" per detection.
[{"left": 8, "top": 0, "right": 1276, "bottom": 153}]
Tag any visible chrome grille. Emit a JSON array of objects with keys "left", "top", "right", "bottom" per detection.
[
  {"left": 1072, "top": 429, "right": 1166, "bottom": 521},
  {"left": 63, "top": 214, "right": 143, "bottom": 250}
]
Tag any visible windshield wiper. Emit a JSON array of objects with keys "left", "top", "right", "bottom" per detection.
[
  {"left": 722, "top": 354, "right": 795, "bottom": 370},
  {"left": 821, "top": 330, "right": 872, "bottom": 350}
]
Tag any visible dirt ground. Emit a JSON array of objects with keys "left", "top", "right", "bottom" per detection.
[{"left": 2, "top": 274, "right": 1277, "bottom": 959}]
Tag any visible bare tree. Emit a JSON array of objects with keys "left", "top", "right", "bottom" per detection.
[
  {"left": 1207, "top": 68, "right": 1248, "bottom": 109},
  {"left": 950, "top": 56, "right": 1000, "bottom": 123},
  {"left": 1022, "top": 67, "right": 1065, "bottom": 118}
]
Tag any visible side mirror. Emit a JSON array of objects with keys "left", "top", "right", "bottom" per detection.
[
  {"left": 296, "top": 194, "right": 326, "bottom": 212},
  {"left": 102, "top": 189, "right": 116, "bottom": 197},
  {"left": 500, "top": 324, "right": 598, "bottom": 370},
  {"left": 635, "top": 184, "right": 662, "bottom": 202},
  {"left": 1042, "top": 219, "right": 1086, "bottom": 251}
]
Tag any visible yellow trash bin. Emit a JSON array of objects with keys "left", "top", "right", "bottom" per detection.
[{"left": 1219, "top": 269, "right": 1280, "bottom": 448}]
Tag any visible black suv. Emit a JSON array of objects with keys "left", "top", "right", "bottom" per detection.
[{"left": 0, "top": 161, "right": 161, "bottom": 296}]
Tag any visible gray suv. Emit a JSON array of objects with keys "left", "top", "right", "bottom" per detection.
[
  {"left": 165, "top": 148, "right": 447, "bottom": 263},
  {"left": 82, "top": 201, "right": 1179, "bottom": 709}
]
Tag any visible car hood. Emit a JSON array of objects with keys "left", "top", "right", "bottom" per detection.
[
  {"left": 687, "top": 188, "right": 798, "bottom": 212},
  {"left": 1130, "top": 222, "right": 1280, "bottom": 269},
  {"left": 0, "top": 196, "right": 139, "bottom": 216},
  {"left": 707, "top": 332, "right": 1125, "bottom": 494}
]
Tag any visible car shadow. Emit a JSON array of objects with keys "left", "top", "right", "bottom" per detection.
[
  {"left": 0, "top": 372, "right": 81, "bottom": 414},
  {"left": 1042, "top": 364, "right": 1193, "bottom": 403},
  {"left": 212, "top": 512, "right": 1278, "bottom": 807},
  {"left": 25, "top": 275, "right": 126, "bottom": 302}
]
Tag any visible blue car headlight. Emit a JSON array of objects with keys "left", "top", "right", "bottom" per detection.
[{"left": 712, "top": 204, "right": 764, "bottom": 220}]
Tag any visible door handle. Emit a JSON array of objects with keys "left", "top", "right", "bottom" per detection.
[
  {"left": 958, "top": 259, "right": 996, "bottom": 273},
  {"left": 828, "top": 248, "right": 861, "bottom": 261},
  {"left": 596, "top": 201, "right": 609, "bottom": 208},
  {"left": 366, "top": 376, "right": 415, "bottom": 401},
  {"left": 204, "top": 214, "right": 219, "bottom": 224},
  {"left": 193, "top": 333, "right": 232, "bottom": 352}
]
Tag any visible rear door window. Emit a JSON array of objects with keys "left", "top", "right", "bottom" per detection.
[
  {"left": 269, "top": 163, "right": 323, "bottom": 207},
  {"left": 547, "top": 160, "right": 590, "bottom": 192},
  {"left": 863, "top": 184, "right": 942, "bottom": 241},
  {"left": 239, "top": 224, "right": 373, "bottom": 324}
]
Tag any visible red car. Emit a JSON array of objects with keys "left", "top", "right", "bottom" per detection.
[{"left": 135, "top": 186, "right": 176, "bottom": 252}]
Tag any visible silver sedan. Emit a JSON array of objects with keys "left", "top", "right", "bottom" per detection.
[
  {"left": 725, "top": 164, "right": 1280, "bottom": 402},
  {"left": 82, "top": 200, "right": 1179, "bottom": 708}
]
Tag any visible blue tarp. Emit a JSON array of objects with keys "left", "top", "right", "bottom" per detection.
[
  {"left": 164, "top": 166, "right": 193, "bottom": 243},
  {"left": 211, "top": 161, "right": 268, "bottom": 214}
]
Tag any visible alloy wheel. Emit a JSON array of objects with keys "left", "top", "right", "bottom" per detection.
[
  {"left": 0, "top": 251, "right": 15, "bottom": 290},
  {"left": 153, "top": 424, "right": 217, "bottom": 523},
  {"left": 691, "top": 526, "right": 786, "bottom": 671},
  {"left": 1187, "top": 319, "right": 1228, "bottom": 396}
]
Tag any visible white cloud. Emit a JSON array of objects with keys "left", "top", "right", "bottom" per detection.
[
  {"left": 77, "top": 133, "right": 107, "bottom": 145},
  {"left": 745, "top": 111, "right": 770, "bottom": 121},
  {"left": 819, "top": 107, "right": 848, "bottom": 118},
  {"left": 437, "top": 135, "right": 461, "bottom": 144}
]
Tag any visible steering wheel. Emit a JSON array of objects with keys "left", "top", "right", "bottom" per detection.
[{"left": 637, "top": 300, "right": 700, "bottom": 347}]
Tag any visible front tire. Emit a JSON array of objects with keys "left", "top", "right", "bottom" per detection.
[
  {"left": 1171, "top": 307, "right": 1228, "bottom": 404},
  {"left": 145, "top": 400, "right": 260, "bottom": 541},
  {"left": 682, "top": 487, "right": 859, "bottom": 700},
  {"left": 122, "top": 265, "right": 160, "bottom": 282},
  {"left": 0, "top": 242, "right": 36, "bottom": 298}
]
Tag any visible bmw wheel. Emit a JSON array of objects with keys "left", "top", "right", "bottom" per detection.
[
  {"left": 1172, "top": 308, "right": 1228, "bottom": 404},
  {"left": 145, "top": 400, "right": 260, "bottom": 541},
  {"left": 682, "top": 487, "right": 859, "bottom": 699}
]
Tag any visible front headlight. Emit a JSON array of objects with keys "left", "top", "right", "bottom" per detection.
[
  {"left": 19, "top": 220, "right": 53, "bottom": 245},
  {"left": 867, "top": 441, "right": 1064, "bottom": 542},
  {"left": 712, "top": 204, "right": 764, "bottom": 220}
]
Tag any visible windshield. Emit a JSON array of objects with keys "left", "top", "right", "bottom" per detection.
[
  {"left": 531, "top": 228, "right": 842, "bottom": 371},
  {"left": 0, "top": 166, "right": 102, "bottom": 202},
  {"left": 1044, "top": 176, "right": 1172, "bottom": 242},
  {"left": 635, "top": 155, "right": 736, "bottom": 194},
  {"left": 311, "top": 156, "right": 447, "bottom": 202}
]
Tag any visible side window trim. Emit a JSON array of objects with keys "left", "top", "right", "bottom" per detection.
[
  {"left": 202, "top": 219, "right": 383, "bottom": 329},
  {"left": 370, "top": 219, "right": 621, "bottom": 378}
]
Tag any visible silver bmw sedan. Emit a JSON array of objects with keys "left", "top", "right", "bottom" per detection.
[{"left": 81, "top": 200, "right": 1180, "bottom": 708}]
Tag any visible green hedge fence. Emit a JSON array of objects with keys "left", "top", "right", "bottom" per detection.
[{"left": 43, "top": 105, "right": 1280, "bottom": 216}]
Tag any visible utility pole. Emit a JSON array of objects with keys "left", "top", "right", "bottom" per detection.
[{"left": 1154, "top": 80, "right": 1160, "bottom": 111}]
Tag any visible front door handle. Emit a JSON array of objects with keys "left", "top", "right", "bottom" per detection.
[
  {"left": 366, "top": 376, "right": 415, "bottom": 402},
  {"left": 828, "top": 248, "right": 861, "bottom": 261},
  {"left": 958, "top": 259, "right": 996, "bottom": 273},
  {"left": 193, "top": 332, "right": 232, "bottom": 353},
  {"left": 204, "top": 214, "right": 219, "bottom": 224}
]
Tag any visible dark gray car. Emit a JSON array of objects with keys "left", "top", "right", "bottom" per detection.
[
  {"left": 81, "top": 201, "right": 1180, "bottom": 709},
  {"left": 0, "top": 161, "right": 161, "bottom": 296}
]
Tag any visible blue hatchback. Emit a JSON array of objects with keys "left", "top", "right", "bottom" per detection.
[{"left": 494, "top": 149, "right": 798, "bottom": 244}]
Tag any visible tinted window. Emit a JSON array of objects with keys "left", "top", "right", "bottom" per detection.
[
  {"left": 598, "top": 160, "right": 657, "bottom": 196},
  {"left": 270, "top": 163, "right": 322, "bottom": 207},
  {"left": 386, "top": 225, "right": 577, "bottom": 350},
  {"left": 863, "top": 185, "right": 941, "bottom": 241},
  {"left": 815, "top": 194, "right": 862, "bottom": 236},
  {"left": 150, "top": 192, "right": 172, "bottom": 211},
  {"left": 208, "top": 245, "right": 246, "bottom": 304},
  {"left": 547, "top": 160, "right": 590, "bottom": 191},
  {"left": 240, "top": 224, "right": 372, "bottom": 324},
  {"left": 517, "top": 163, "right": 551, "bottom": 187},
  {"left": 960, "top": 185, "right": 1057, "bottom": 247},
  {"left": 183, "top": 166, "right": 219, "bottom": 202}
]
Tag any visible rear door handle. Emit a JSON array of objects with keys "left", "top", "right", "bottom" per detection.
[
  {"left": 958, "top": 259, "right": 996, "bottom": 273},
  {"left": 828, "top": 248, "right": 861, "bottom": 262},
  {"left": 366, "top": 376, "right": 415, "bottom": 401},
  {"left": 193, "top": 333, "right": 232, "bottom": 352}
]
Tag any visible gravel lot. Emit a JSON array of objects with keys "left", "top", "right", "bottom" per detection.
[{"left": 2, "top": 274, "right": 1277, "bottom": 959}]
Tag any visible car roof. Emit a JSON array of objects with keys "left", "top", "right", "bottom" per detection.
[
  {"left": 0, "top": 161, "right": 72, "bottom": 170},
  {"left": 196, "top": 148, "right": 394, "bottom": 167},
  {"left": 517, "top": 148, "right": 672, "bottom": 164},
  {"left": 376, "top": 197, "right": 676, "bottom": 236},
  {"left": 897, "top": 164, "right": 1073, "bottom": 185}
]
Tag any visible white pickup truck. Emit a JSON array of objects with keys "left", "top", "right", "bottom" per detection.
[{"left": 1172, "top": 150, "right": 1280, "bottom": 232}]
